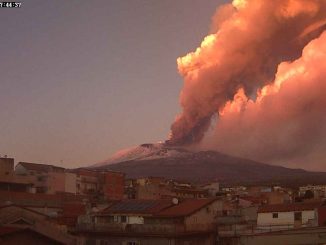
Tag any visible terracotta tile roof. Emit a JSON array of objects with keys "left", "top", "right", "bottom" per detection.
[
  {"left": 258, "top": 202, "right": 322, "bottom": 213},
  {"left": 240, "top": 196, "right": 267, "bottom": 204},
  {"left": 63, "top": 202, "right": 86, "bottom": 217},
  {"left": 0, "top": 191, "right": 86, "bottom": 208},
  {"left": 101, "top": 198, "right": 219, "bottom": 218},
  {"left": 0, "top": 226, "right": 23, "bottom": 236},
  {"left": 0, "top": 204, "right": 49, "bottom": 217},
  {"left": 57, "top": 203, "right": 85, "bottom": 226},
  {"left": 18, "top": 162, "right": 64, "bottom": 172},
  {"left": 102, "top": 199, "right": 173, "bottom": 215},
  {"left": 155, "top": 198, "right": 217, "bottom": 217}
]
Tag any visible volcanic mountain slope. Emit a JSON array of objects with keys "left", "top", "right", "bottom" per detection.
[{"left": 93, "top": 143, "right": 326, "bottom": 186}]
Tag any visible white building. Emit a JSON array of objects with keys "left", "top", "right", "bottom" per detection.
[{"left": 257, "top": 202, "right": 321, "bottom": 231}]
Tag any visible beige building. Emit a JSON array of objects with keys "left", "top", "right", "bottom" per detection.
[{"left": 15, "top": 162, "right": 77, "bottom": 194}]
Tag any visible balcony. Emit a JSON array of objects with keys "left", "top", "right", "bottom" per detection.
[{"left": 76, "top": 222, "right": 215, "bottom": 235}]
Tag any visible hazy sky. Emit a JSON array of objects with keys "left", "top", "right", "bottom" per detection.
[{"left": 0, "top": 0, "right": 227, "bottom": 167}]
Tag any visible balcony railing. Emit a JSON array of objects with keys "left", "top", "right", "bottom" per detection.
[{"left": 76, "top": 222, "right": 215, "bottom": 234}]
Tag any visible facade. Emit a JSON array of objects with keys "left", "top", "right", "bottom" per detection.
[
  {"left": 238, "top": 227, "right": 326, "bottom": 245},
  {"left": 136, "top": 182, "right": 173, "bottom": 200},
  {"left": 100, "top": 171, "right": 125, "bottom": 200},
  {"left": 65, "top": 172, "right": 77, "bottom": 194},
  {"left": 76, "top": 198, "right": 223, "bottom": 245},
  {"left": 0, "top": 157, "right": 14, "bottom": 176},
  {"left": 257, "top": 202, "right": 321, "bottom": 230},
  {"left": 15, "top": 162, "right": 77, "bottom": 194},
  {"left": 0, "top": 176, "right": 34, "bottom": 192},
  {"left": 262, "top": 191, "right": 291, "bottom": 205},
  {"left": 173, "top": 187, "right": 208, "bottom": 199},
  {"left": 73, "top": 169, "right": 125, "bottom": 199},
  {"left": 75, "top": 169, "right": 99, "bottom": 195}
]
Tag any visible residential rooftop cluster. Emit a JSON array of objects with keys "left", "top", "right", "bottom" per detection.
[{"left": 1, "top": 157, "right": 326, "bottom": 245}]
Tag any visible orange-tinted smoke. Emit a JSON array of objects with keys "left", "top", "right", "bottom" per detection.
[
  {"left": 168, "top": 0, "right": 326, "bottom": 146},
  {"left": 201, "top": 30, "right": 326, "bottom": 170}
]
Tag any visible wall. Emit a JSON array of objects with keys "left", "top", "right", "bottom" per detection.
[
  {"left": 238, "top": 227, "right": 326, "bottom": 245},
  {"left": 0, "top": 158, "right": 14, "bottom": 176},
  {"left": 64, "top": 172, "right": 77, "bottom": 194},
  {"left": 76, "top": 170, "right": 98, "bottom": 195},
  {"left": 47, "top": 172, "right": 65, "bottom": 194},
  {"left": 102, "top": 172, "right": 125, "bottom": 200},
  {"left": 184, "top": 200, "right": 223, "bottom": 229},
  {"left": 257, "top": 210, "right": 316, "bottom": 228},
  {"left": 128, "top": 216, "right": 144, "bottom": 224},
  {"left": 136, "top": 183, "right": 172, "bottom": 200}
]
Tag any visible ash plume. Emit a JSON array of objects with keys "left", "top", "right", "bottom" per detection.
[
  {"left": 168, "top": 0, "right": 326, "bottom": 146},
  {"left": 201, "top": 30, "right": 326, "bottom": 170}
]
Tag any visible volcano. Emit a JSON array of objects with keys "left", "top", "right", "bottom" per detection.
[{"left": 91, "top": 143, "right": 326, "bottom": 186}]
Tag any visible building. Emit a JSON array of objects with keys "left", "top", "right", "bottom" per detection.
[
  {"left": 133, "top": 177, "right": 173, "bottom": 200},
  {"left": 0, "top": 175, "right": 34, "bottom": 193},
  {"left": 76, "top": 198, "right": 224, "bottom": 245},
  {"left": 257, "top": 202, "right": 321, "bottom": 230},
  {"left": 299, "top": 185, "right": 326, "bottom": 198},
  {"left": 0, "top": 204, "right": 76, "bottom": 244},
  {"left": 64, "top": 172, "right": 77, "bottom": 194},
  {"left": 74, "top": 169, "right": 99, "bottom": 196},
  {"left": 0, "top": 159, "right": 36, "bottom": 192},
  {"left": 100, "top": 171, "right": 125, "bottom": 200},
  {"left": 15, "top": 162, "right": 77, "bottom": 194},
  {"left": 0, "top": 157, "right": 14, "bottom": 176},
  {"left": 238, "top": 226, "right": 326, "bottom": 245},
  {"left": 172, "top": 187, "right": 208, "bottom": 199}
]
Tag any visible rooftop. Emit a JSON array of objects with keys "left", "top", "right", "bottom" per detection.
[
  {"left": 155, "top": 198, "right": 218, "bottom": 217},
  {"left": 17, "top": 162, "right": 64, "bottom": 173},
  {"left": 102, "top": 199, "right": 173, "bottom": 215},
  {"left": 258, "top": 202, "right": 323, "bottom": 213}
]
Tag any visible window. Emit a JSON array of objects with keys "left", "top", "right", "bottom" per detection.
[
  {"left": 294, "top": 212, "right": 302, "bottom": 221},
  {"left": 120, "top": 215, "right": 127, "bottom": 223},
  {"left": 272, "top": 213, "right": 278, "bottom": 218}
]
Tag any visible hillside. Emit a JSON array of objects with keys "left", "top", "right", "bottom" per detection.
[{"left": 93, "top": 144, "right": 326, "bottom": 186}]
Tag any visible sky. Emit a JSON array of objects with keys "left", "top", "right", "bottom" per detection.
[{"left": 0, "top": 0, "right": 227, "bottom": 167}]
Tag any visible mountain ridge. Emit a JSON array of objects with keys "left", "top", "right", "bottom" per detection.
[{"left": 91, "top": 143, "right": 326, "bottom": 186}]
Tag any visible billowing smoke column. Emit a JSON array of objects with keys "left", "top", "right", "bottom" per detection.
[
  {"left": 168, "top": 0, "right": 326, "bottom": 146},
  {"left": 202, "top": 30, "right": 326, "bottom": 170}
]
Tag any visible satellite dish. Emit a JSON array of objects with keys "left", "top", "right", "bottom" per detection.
[{"left": 172, "top": 198, "right": 179, "bottom": 205}]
